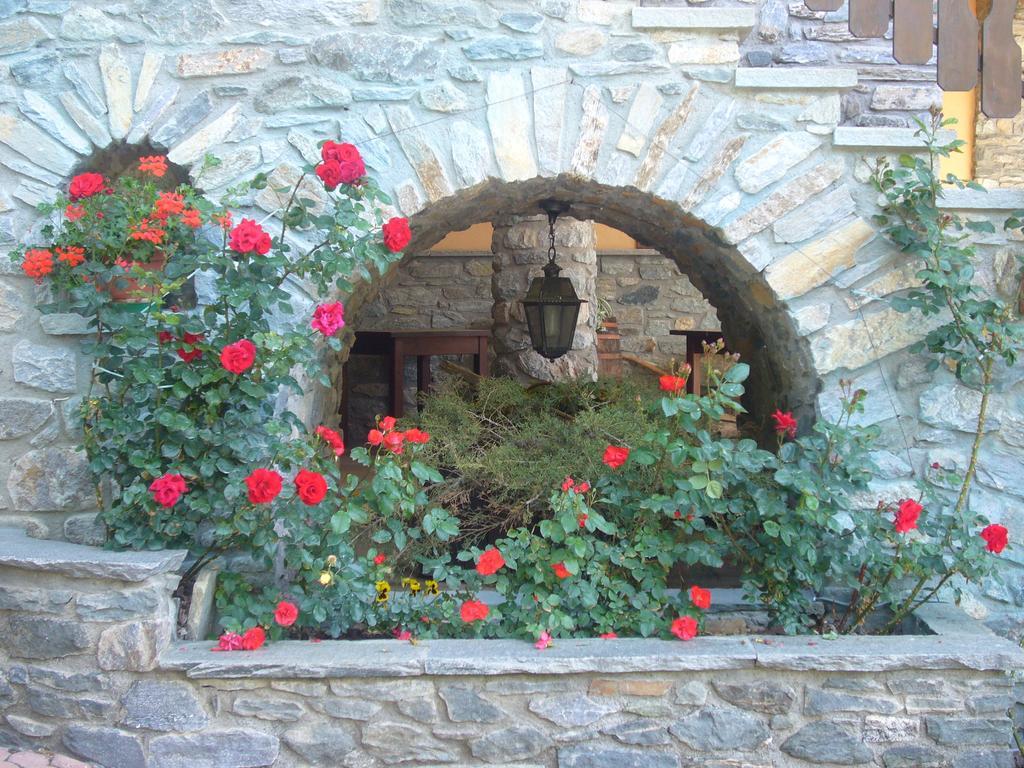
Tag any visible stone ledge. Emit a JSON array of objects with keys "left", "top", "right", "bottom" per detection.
[
  {"left": 832, "top": 127, "right": 958, "bottom": 149},
  {"left": 162, "top": 603, "right": 1024, "bottom": 679},
  {"left": 0, "top": 527, "right": 186, "bottom": 583},
  {"left": 39, "top": 313, "right": 92, "bottom": 336},
  {"left": 735, "top": 68, "right": 858, "bottom": 89},
  {"left": 631, "top": 7, "right": 756, "bottom": 30},
  {"left": 938, "top": 188, "right": 1024, "bottom": 211}
]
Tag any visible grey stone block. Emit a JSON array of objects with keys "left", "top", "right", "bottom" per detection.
[
  {"left": 4, "top": 615, "right": 89, "bottom": 659},
  {"left": 804, "top": 689, "right": 900, "bottom": 715},
  {"left": 232, "top": 697, "right": 305, "bottom": 722},
  {"left": 282, "top": 724, "right": 357, "bottom": 763},
  {"left": 469, "top": 725, "right": 553, "bottom": 762},
  {"left": 558, "top": 745, "right": 680, "bottom": 768},
  {"left": 669, "top": 706, "right": 770, "bottom": 750},
  {"left": 713, "top": 681, "right": 796, "bottom": 714},
  {"left": 149, "top": 729, "right": 279, "bottom": 768},
  {"left": 122, "top": 680, "right": 210, "bottom": 732},
  {"left": 925, "top": 717, "right": 1008, "bottom": 746},
  {"left": 529, "top": 694, "right": 619, "bottom": 727},
  {"left": 782, "top": 721, "right": 874, "bottom": 764},
  {"left": 76, "top": 589, "right": 161, "bottom": 621},
  {"left": 12, "top": 340, "right": 77, "bottom": 393},
  {"left": 64, "top": 725, "right": 147, "bottom": 768},
  {"left": 882, "top": 745, "right": 950, "bottom": 767},
  {"left": 438, "top": 685, "right": 505, "bottom": 722}
]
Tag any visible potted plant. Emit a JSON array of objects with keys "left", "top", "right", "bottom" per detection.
[{"left": 595, "top": 297, "right": 622, "bottom": 377}]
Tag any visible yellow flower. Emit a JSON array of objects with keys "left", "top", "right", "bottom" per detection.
[
  {"left": 402, "top": 578, "right": 421, "bottom": 593},
  {"left": 326, "top": 554, "right": 337, "bottom": 566},
  {"left": 424, "top": 580, "right": 439, "bottom": 596},
  {"left": 319, "top": 570, "right": 334, "bottom": 587},
  {"left": 375, "top": 580, "right": 391, "bottom": 603}
]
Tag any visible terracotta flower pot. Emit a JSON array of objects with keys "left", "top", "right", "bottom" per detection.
[{"left": 104, "top": 251, "right": 167, "bottom": 302}]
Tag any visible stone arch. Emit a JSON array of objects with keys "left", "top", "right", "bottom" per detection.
[{"left": 342, "top": 174, "right": 819, "bottom": 430}]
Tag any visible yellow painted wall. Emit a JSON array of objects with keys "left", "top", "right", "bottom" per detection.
[{"left": 430, "top": 222, "right": 640, "bottom": 252}]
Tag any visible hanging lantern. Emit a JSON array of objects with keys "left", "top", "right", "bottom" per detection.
[{"left": 522, "top": 199, "right": 585, "bottom": 361}]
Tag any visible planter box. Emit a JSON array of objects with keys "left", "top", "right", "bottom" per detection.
[{"left": 1, "top": 526, "right": 1022, "bottom": 767}]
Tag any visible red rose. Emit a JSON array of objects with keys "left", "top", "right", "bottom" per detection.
[
  {"left": 689, "top": 585, "right": 711, "bottom": 610},
  {"left": 311, "top": 301, "right": 346, "bottom": 336},
  {"left": 981, "top": 523, "right": 1008, "bottom": 554},
  {"left": 229, "top": 218, "right": 272, "bottom": 255},
  {"left": 274, "top": 600, "right": 299, "bottom": 627},
  {"left": 158, "top": 331, "right": 174, "bottom": 344},
  {"left": 320, "top": 140, "right": 365, "bottom": 183},
  {"left": 149, "top": 473, "right": 187, "bottom": 508},
  {"left": 380, "top": 416, "right": 397, "bottom": 432},
  {"left": 368, "top": 429, "right": 384, "bottom": 446},
  {"left": 65, "top": 204, "right": 86, "bottom": 221},
  {"left": 552, "top": 562, "right": 570, "bottom": 580},
  {"left": 771, "top": 409, "right": 798, "bottom": 439},
  {"left": 460, "top": 599, "right": 489, "bottom": 623},
  {"left": 476, "top": 548, "right": 505, "bottom": 576},
  {"left": 315, "top": 426, "right": 345, "bottom": 456},
  {"left": 670, "top": 616, "right": 698, "bottom": 641},
  {"left": 69, "top": 172, "right": 105, "bottom": 200},
  {"left": 245, "top": 468, "right": 283, "bottom": 504},
  {"left": 602, "top": 445, "right": 629, "bottom": 469},
  {"left": 659, "top": 375, "right": 687, "bottom": 394},
  {"left": 576, "top": 482, "right": 590, "bottom": 493},
  {"left": 383, "top": 431, "right": 405, "bottom": 454},
  {"left": 294, "top": 469, "right": 327, "bottom": 506},
  {"left": 577, "top": 513, "right": 588, "bottom": 529},
  {"left": 316, "top": 160, "right": 343, "bottom": 190},
  {"left": 220, "top": 339, "right": 256, "bottom": 374},
  {"left": 894, "top": 498, "right": 922, "bottom": 534},
  {"left": 373, "top": 553, "right": 386, "bottom": 565},
  {"left": 240, "top": 625, "right": 266, "bottom": 651},
  {"left": 382, "top": 217, "right": 411, "bottom": 253},
  {"left": 599, "top": 632, "right": 617, "bottom": 639},
  {"left": 404, "top": 428, "right": 430, "bottom": 444},
  {"left": 213, "top": 631, "right": 243, "bottom": 651},
  {"left": 561, "top": 477, "right": 575, "bottom": 492}
]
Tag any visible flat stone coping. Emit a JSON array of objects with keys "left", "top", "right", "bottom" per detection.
[
  {"left": 162, "top": 604, "right": 1024, "bottom": 679},
  {"left": 0, "top": 527, "right": 187, "bottom": 583},
  {"left": 735, "top": 68, "right": 859, "bottom": 89},
  {"left": 938, "top": 188, "right": 1024, "bottom": 211},
  {"left": 833, "top": 126, "right": 958, "bottom": 149},
  {"left": 631, "top": 7, "right": 756, "bottom": 29}
]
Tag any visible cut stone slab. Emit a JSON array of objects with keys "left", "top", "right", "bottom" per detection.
[
  {"left": 0, "top": 16, "right": 52, "bottom": 53},
  {"left": 529, "top": 694, "right": 619, "bottom": 727},
  {"left": 735, "top": 67, "right": 859, "bottom": 89},
  {"left": 386, "top": 105, "right": 454, "bottom": 201},
  {"left": 735, "top": 132, "right": 822, "bottom": 194},
  {"left": 134, "top": 52, "right": 164, "bottom": 112},
  {"left": 634, "top": 84, "right": 700, "bottom": 192},
  {"left": 3, "top": 615, "right": 90, "bottom": 660},
  {"left": 282, "top": 724, "right": 357, "bottom": 763},
  {"left": 149, "top": 729, "right": 279, "bottom": 768},
  {"left": 764, "top": 217, "right": 875, "bottom": 299},
  {"left": 361, "top": 721, "right": 457, "bottom": 764},
  {"left": 57, "top": 92, "right": 113, "bottom": 149},
  {"left": 772, "top": 185, "right": 856, "bottom": 243},
  {"left": 0, "top": 526, "right": 186, "bottom": 581},
  {"left": 176, "top": 48, "right": 272, "bottom": 78},
  {"left": 0, "top": 398, "right": 53, "bottom": 440},
  {"left": 570, "top": 84, "right": 608, "bottom": 178},
  {"left": 834, "top": 126, "right": 956, "bottom": 148},
  {"left": 438, "top": 684, "right": 504, "bottom": 722},
  {"left": 632, "top": 6, "right": 756, "bottom": 28},
  {"left": 559, "top": 744, "right": 680, "bottom": 768},
  {"left": 810, "top": 306, "right": 943, "bottom": 374},
  {"left": 7, "top": 447, "right": 94, "bottom": 512},
  {"left": 18, "top": 90, "right": 92, "bottom": 155},
  {"left": 616, "top": 82, "right": 663, "bottom": 157},
  {"left": 938, "top": 189, "right": 1024, "bottom": 211},
  {"left": 98, "top": 44, "right": 132, "bottom": 140},
  {"left": 487, "top": 71, "right": 538, "bottom": 182},
  {"left": 532, "top": 66, "right": 568, "bottom": 176},
  {"left": 712, "top": 681, "right": 796, "bottom": 714},
  {"left": 680, "top": 134, "right": 749, "bottom": 211},
  {"left": 0, "top": 114, "right": 79, "bottom": 176},
  {"left": 469, "top": 725, "right": 553, "bottom": 762},
  {"left": 122, "top": 680, "right": 210, "bottom": 732}
]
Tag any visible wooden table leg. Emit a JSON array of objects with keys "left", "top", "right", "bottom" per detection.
[
  {"left": 417, "top": 354, "right": 432, "bottom": 406},
  {"left": 391, "top": 338, "right": 405, "bottom": 418},
  {"left": 477, "top": 337, "right": 490, "bottom": 377}
]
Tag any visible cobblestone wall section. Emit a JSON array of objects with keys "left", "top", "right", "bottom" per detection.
[{"left": 0, "top": 531, "right": 1021, "bottom": 768}]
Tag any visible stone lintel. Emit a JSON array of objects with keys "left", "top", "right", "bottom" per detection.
[
  {"left": 735, "top": 68, "right": 859, "bottom": 89},
  {"left": 632, "top": 7, "right": 756, "bottom": 29}
]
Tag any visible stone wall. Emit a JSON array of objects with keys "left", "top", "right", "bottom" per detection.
[
  {"left": 974, "top": 3, "right": 1024, "bottom": 188},
  {"left": 1, "top": 527, "right": 1022, "bottom": 768}
]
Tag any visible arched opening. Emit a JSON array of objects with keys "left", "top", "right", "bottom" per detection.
[
  {"left": 339, "top": 176, "right": 819, "bottom": 440},
  {"left": 69, "top": 139, "right": 192, "bottom": 189}
]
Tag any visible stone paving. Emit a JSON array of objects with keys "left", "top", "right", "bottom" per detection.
[{"left": 0, "top": 749, "right": 90, "bottom": 768}]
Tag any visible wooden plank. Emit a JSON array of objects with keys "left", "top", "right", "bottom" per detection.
[
  {"left": 804, "top": 0, "right": 844, "bottom": 11},
  {"left": 937, "top": 0, "right": 979, "bottom": 91},
  {"left": 893, "top": 0, "right": 934, "bottom": 64},
  {"left": 850, "top": 0, "right": 891, "bottom": 37},
  {"left": 981, "top": 0, "right": 1023, "bottom": 117}
]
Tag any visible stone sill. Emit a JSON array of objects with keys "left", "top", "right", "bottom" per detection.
[
  {"left": 734, "top": 68, "right": 859, "bottom": 89},
  {"left": 162, "top": 603, "right": 1024, "bottom": 680},
  {"left": 0, "top": 526, "right": 187, "bottom": 583},
  {"left": 832, "top": 126, "right": 958, "bottom": 149},
  {"left": 938, "top": 188, "right": 1024, "bottom": 211},
  {"left": 631, "top": 6, "right": 757, "bottom": 30}
]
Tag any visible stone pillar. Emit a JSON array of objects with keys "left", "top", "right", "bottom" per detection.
[{"left": 491, "top": 215, "right": 598, "bottom": 382}]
